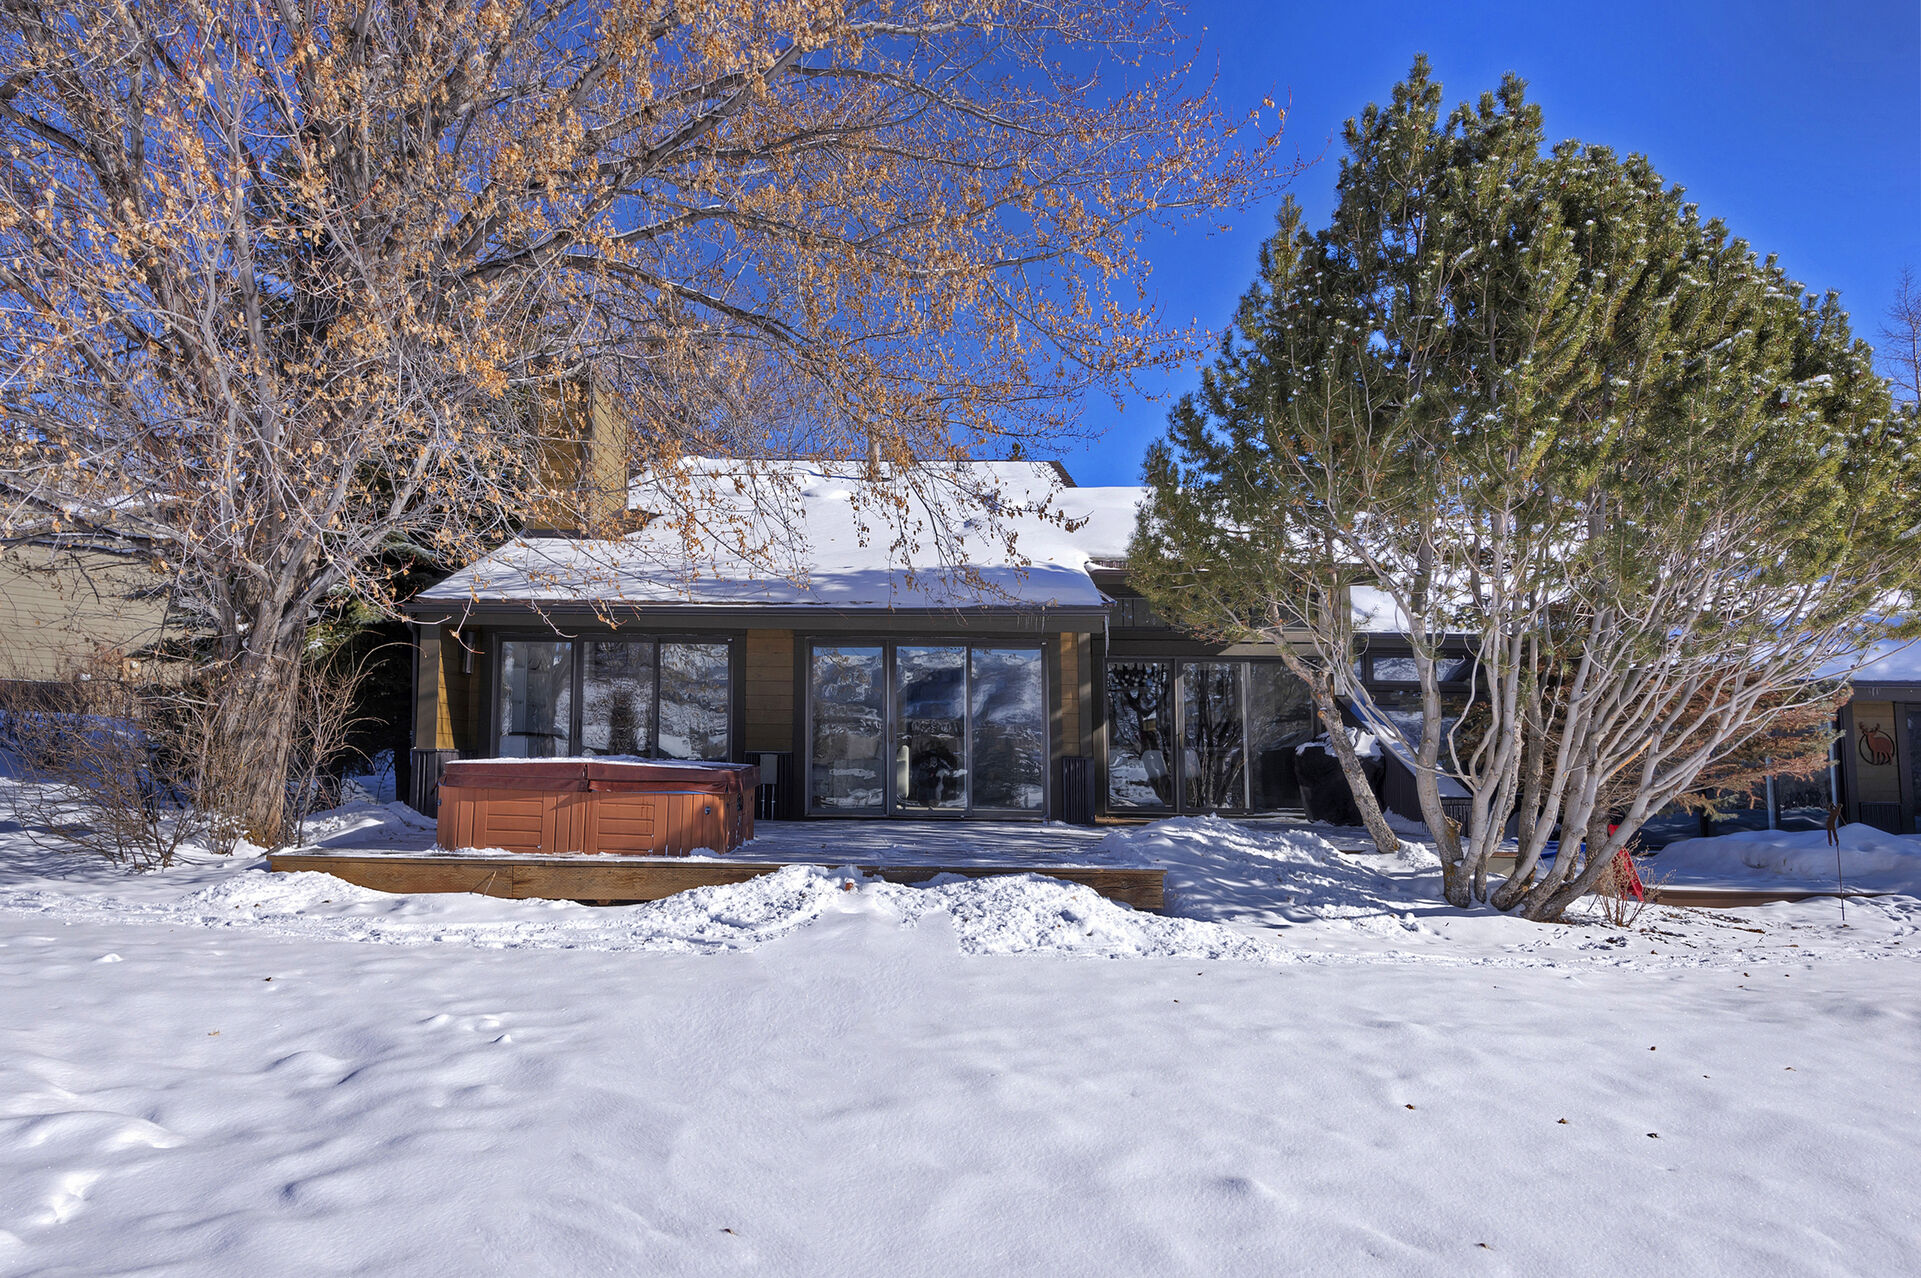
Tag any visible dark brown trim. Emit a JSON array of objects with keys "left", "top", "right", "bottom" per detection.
[
  {"left": 1838, "top": 701, "right": 1860, "bottom": 824},
  {"left": 1046, "top": 634, "right": 1065, "bottom": 819}
]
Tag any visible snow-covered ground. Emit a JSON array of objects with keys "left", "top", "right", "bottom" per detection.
[
  {"left": 1649, "top": 822, "right": 1921, "bottom": 897},
  {"left": 2, "top": 789, "right": 1918, "bottom": 1276}
]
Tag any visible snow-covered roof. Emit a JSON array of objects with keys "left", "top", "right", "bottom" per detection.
[{"left": 418, "top": 459, "right": 1148, "bottom": 611}]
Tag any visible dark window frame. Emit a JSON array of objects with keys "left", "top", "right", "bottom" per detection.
[
  {"left": 490, "top": 630, "right": 740, "bottom": 761},
  {"left": 801, "top": 637, "right": 1050, "bottom": 819},
  {"left": 1098, "top": 655, "right": 1315, "bottom": 816}
]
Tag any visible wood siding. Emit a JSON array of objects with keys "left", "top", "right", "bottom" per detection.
[
  {"left": 1058, "top": 632, "right": 1095, "bottom": 755},
  {"left": 0, "top": 549, "right": 172, "bottom": 682},
  {"left": 528, "top": 379, "right": 629, "bottom": 533},
  {"left": 744, "top": 629, "right": 795, "bottom": 752},
  {"left": 415, "top": 624, "right": 480, "bottom": 753}
]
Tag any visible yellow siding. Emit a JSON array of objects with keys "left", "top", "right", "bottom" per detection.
[
  {"left": 744, "top": 630, "right": 794, "bottom": 753},
  {"left": 527, "top": 379, "right": 630, "bottom": 533},
  {"left": 1059, "top": 633, "right": 1080, "bottom": 751}
]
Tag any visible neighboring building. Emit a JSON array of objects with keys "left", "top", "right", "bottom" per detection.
[
  {"left": 403, "top": 458, "right": 1450, "bottom": 821},
  {"left": 1830, "top": 643, "right": 1921, "bottom": 834},
  {"left": 0, "top": 545, "right": 173, "bottom": 685}
]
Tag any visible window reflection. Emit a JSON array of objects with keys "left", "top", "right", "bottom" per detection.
[
  {"left": 658, "top": 642, "right": 731, "bottom": 759},
  {"left": 810, "top": 646, "right": 886, "bottom": 811},
  {"left": 1182, "top": 662, "right": 1245, "bottom": 809},
  {"left": 896, "top": 647, "right": 967, "bottom": 810},
  {"left": 582, "top": 641, "right": 655, "bottom": 756},
  {"left": 1105, "top": 659, "right": 1314, "bottom": 813},
  {"left": 971, "top": 648, "right": 1044, "bottom": 810},
  {"left": 498, "top": 641, "right": 573, "bottom": 757},
  {"left": 1247, "top": 663, "right": 1315, "bottom": 811},
  {"left": 1105, "top": 661, "right": 1174, "bottom": 808}
]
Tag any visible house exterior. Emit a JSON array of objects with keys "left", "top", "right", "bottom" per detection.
[
  {"left": 404, "top": 454, "right": 1894, "bottom": 836},
  {"left": 403, "top": 458, "right": 1449, "bottom": 823},
  {"left": 1823, "top": 644, "right": 1921, "bottom": 835}
]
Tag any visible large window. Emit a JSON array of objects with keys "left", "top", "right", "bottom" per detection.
[
  {"left": 810, "top": 646, "right": 887, "bottom": 812},
  {"left": 896, "top": 646, "right": 967, "bottom": 811},
  {"left": 806, "top": 641, "right": 1046, "bottom": 815},
  {"left": 1106, "top": 661, "right": 1174, "bottom": 809},
  {"left": 1104, "top": 659, "right": 1314, "bottom": 813},
  {"left": 1182, "top": 662, "right": 1246, "bottom": 809},
  {"left": 970, "top": 647, "right": 1046, "bottom": 810},
  {"left": 496, "top": 636, "right": 733, "bottom": 760},
  {"left": 498, "top": 641, "right": 574, "bottom": 757}
]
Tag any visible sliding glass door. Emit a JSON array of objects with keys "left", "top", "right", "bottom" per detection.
[
  {"left": 970, "top": 647, "right": 1046, "bottom": 811},
  {"left": 1247, "top": 662, "right": 1314, "bottom": 810},
  {"left": 1105, "top": 661, "right": 1174, "bottom": 810},
  {"left": 1182, "top": 662, "right": 1246, "bottom": 809},
  {"left": 498, "top": 641, "right": 574, "bottom": 757},
  {"left": 1103, "top": 659, "right": 1314, "bottom": 814},
  {"left": 895, "top": 646, "right": 967, "bottom": 811},
  {"left": 809, "top": 646, "right": 887, "bottom": 812},
  {"left": 658, "top": 642, "right": 731, "bottom": 760},
  {"left": 806, "top": 641, "right": 1047, "bottom": 816}
]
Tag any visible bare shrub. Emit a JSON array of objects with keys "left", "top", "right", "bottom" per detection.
[
  {"left": 0, "top": 656, "right": 228, "bottom": 868},
  {"left": 282, "top": 651, "right": 379, "bottom": 846},
  {"left": 1588, "top": 848, "right": 1660, "bottom": 930}
]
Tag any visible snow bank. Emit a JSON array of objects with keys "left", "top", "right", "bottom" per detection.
[
  {"left": 1653, "top": 823, "right": 1921, "bottom": 894},
  {"left": 14, "top": 858, "right": 1280, "bottom": 962},
  {"left": 1093, "top": 816, "right": 1442, "bottom": 935}
]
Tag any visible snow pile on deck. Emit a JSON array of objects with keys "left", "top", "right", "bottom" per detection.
[
  {"left": 4, "top": 851, "right": 1277, "bottom": 962},
  {"left": 1652, "top": 823, "right": 1921, "bottom": 895}
]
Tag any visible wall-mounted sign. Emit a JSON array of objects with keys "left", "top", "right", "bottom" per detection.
[{"left": 1858, "top": 722, "right": 1896, "bottom": 768}]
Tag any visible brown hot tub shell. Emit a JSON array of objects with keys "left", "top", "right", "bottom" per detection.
[{"left": 436, "top": 759, "right": 759, "bottom": 856}]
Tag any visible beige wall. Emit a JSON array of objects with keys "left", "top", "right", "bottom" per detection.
[
  {"left": 1850, "top": 700, "right": 1901, "bottom": 804},
  {"left": 0, "top": 548, "right": 172, "bottom": 681}
]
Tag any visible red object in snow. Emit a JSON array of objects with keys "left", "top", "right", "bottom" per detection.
[{"left": 1613, "top": 847, "right": 1645, "bottom": 901}]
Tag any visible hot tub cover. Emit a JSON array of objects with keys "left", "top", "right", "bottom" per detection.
[{"left": 441, "top": 758, "right": 759, "bottom": 794}]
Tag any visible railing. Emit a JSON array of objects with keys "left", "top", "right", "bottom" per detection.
[
  {"left": 408, "top": 748, "right": 460, "bottom": 818},
  {"left": 1058, "top": 756, "right": 1095, "bottom": 825},
  {"left": 1857, "top": 801, "right": 1905, "bottom": 834}
]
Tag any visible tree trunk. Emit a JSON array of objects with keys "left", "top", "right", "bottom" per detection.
[
  {"left": 205, "top": 637, "right": 305, "bottom": 847},
  {"left": 1307, "top": 681, "right": 1400, "bottom": 855}
]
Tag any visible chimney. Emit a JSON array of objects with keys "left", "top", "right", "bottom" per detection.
[{"left": 528, "top": 374, "right": 629, "bottom": 536}]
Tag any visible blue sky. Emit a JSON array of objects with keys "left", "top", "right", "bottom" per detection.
[{"left": 1063, "top": 0, "right": 1921, "bottom": 486}]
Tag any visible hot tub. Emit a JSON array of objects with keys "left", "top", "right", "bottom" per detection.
[{"left": 436, "top": 758, "right": 759, "bottom": 856}]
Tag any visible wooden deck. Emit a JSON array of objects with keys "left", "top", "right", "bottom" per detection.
[{"left": 267, "top": 851, "right": 1166, "bottom": 911}]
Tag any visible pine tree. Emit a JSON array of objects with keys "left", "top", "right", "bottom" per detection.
[{"left": 1133, "top": 59, "right": 1918, "bottom": 918}]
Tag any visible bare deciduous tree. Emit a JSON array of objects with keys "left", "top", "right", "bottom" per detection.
[
  {"left": 0, "top": 0, "right": 1284, "bottom": 839},
  {"left": 1883, "top": 268, "right": 1921, "bottom": 408}
]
